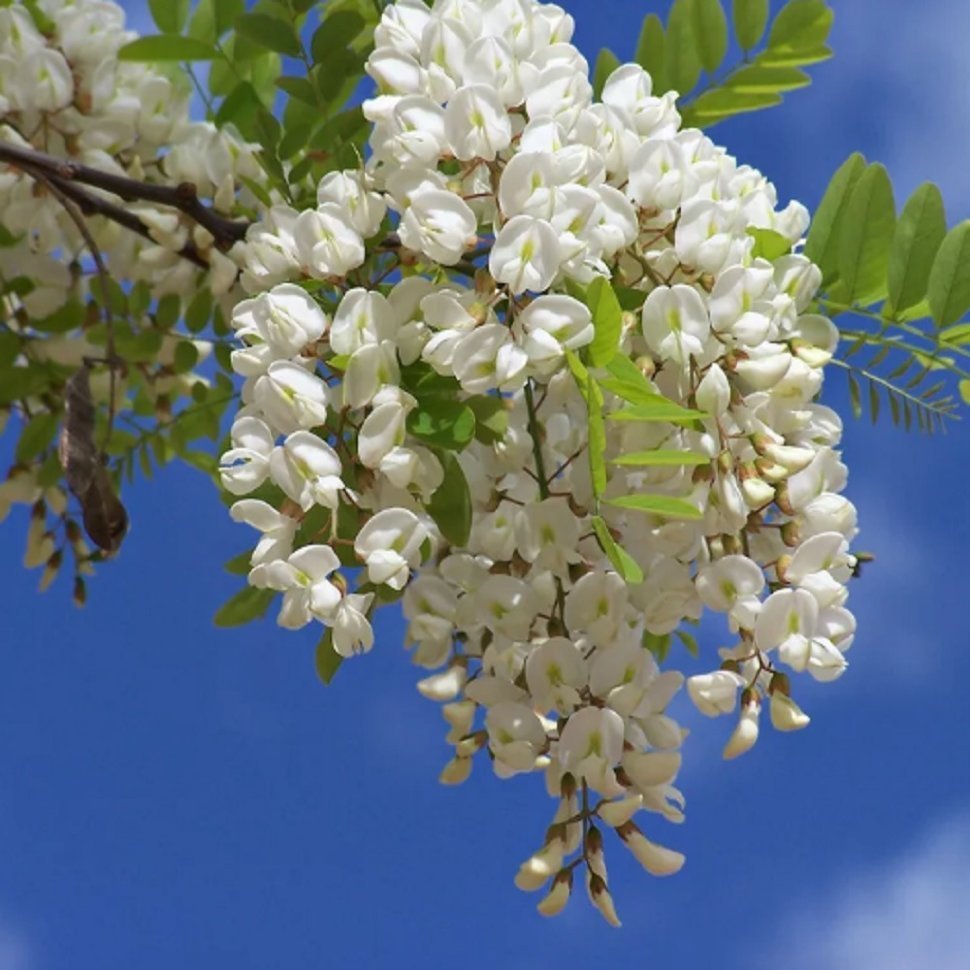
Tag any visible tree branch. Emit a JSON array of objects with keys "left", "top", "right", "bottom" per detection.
[{"left": 0, "top": 140, "right": 251, "bottom": 252}]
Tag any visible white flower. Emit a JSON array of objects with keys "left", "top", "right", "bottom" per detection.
[
  {"left": 253, "top": 361, "right": 329, "bottom": 434},
  {"left": 219, "top": 414, "right": 274, "bottom": 496},
  {"left": 293, "top": 204, "right": 365, "bottom": 278},
  {"left": 641, "top": 284, "right": 711, "bottom": 365},
  {"left": 558, "top": 707, "right": 626, "bottom": 797},
  {"left": 525, "top": 637, "right": 587, "bottom": 715},
  {"left": 262, "top": 545, "right": 343, "bottom": 629},
  {"left": 444, "top": 84, "right": 512, "bottom": 160},
  {"left": 686, "top": 670, "right": 746, "bottom": 717},
  {"left": 486, "top": 701, "right": 547, "bottom": 776},
  {"left": 355, "top": 508, "right": 428, "bottom": 589},
  {"left": 316, "top": 170, "right": 387, "bottom": 237},
  {"left": 269, "top": 432, "right": 344, "bottom": 511},
  {"left": 489, "top": 215, "right": 562, "bottom": 294},
  {"left": 332, "top": 593, "right": 376, "bottom": 656},
  {"left": 399, "top": 188, "right": 477, "bottom": 265}
]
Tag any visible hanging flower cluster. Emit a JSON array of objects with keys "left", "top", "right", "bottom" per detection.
[
  {"left": 0, "top": 0, "right": 263, "bottom": 298},
  {"left": 221, "top": 0, "right": 858, "bottom": 925}
]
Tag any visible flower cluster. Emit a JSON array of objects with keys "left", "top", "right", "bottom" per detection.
[
  {"left": 0, "top": 0, "right": 262, "bottom": 296},
  {"left": 223, "top": 0, "right": 858, "bottom": 924}
]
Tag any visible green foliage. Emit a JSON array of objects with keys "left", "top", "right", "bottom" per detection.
[
  {"left": 620, "top": 0, "right": 834, "bottom": 128},
  {"left": 583, "top": 277, "right": 625, "bottom": 368},
  {"left": 733, "top": 0, "right": 770, "bottom": 50},
  {"left": 315, "top": 630, "right": 344, "bottom": 685},
  {"left": 928, "top": 223, "right": 970, "bottom": 328},
  {"left": 427, "top": 451, "right": 472, "bottom": 547},
  {"left": 118, "top": 35, "right": 221, "bottom": 61},
  {"left": 591, "top": 515, "right": 644, "bottom": 584},
  {"left": 407, "top": 401, "right": 476, "bottom": 451},
  {"left": 888, "top": 184, "right": 947, "bottom": 317},
  {"left": 807, "top": 156, "right": 970, "bottom": 431},
  {"left": 214, "top": 585, "right": 277, "bottom": 627}
]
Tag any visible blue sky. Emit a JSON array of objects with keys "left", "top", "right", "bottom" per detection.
[{"left": 2, "top": 1, "right": 970, "bottom": 967}]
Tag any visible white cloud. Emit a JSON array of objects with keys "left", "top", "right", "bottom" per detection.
[
  {"left": 767, "top": 812, "right": 970, "bottom": 970},
  {"left": 0, "top": 916, "right": 32, "bottom": 970}
]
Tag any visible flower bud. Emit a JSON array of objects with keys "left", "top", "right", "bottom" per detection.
[
  {"left": 537, "top": 870, "right": 572, "bottom": 917},
  {"left": 598, "top": 794, "right": 643, "bottom": 827},
  {"left": 770, "top": 692, "right": 810, "bottom": 732},
  {"left": 617, "top": 821, "right": 686, "bottom": 876},
  {"left": 588, "top": 874, "right": 621, "bottom": 928},
  {"left": 723, "top": 694, "right": 761, "bottom": 760},
  {"left": 439, "top": 756, "right": 473, "bottom": 786},
  {"left": 515, "top": 841, "right": 563, "bottom": 892}
]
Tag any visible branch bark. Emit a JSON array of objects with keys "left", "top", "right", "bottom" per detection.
[{"left": 0, "top": 140, "right": 252, "bottom": 265}]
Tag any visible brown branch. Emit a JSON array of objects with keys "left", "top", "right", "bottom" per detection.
[
  {"left": 49, "top": 176, "right": 210, "bottom": 270},
  {"left": 0, "top": 140, "right": 251, "bottom": 249},
  {"left": 31, "top": 170, "right": 121, "bottom": 443}
]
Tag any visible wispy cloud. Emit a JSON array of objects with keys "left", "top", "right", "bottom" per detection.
[
  {"left": 0, "top": 914, "right": 32, "bottom": 970},
  {"left": 764, "top": 811, "right": 970, "bottom": 970}
]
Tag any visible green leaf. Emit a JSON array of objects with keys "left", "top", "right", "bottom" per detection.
[
  {"left": 607, "top": 401, "right": 707, "bottom": 424},
  {"left": 727, "top": 63, "right": 810, "bottom": 94},
  {"left": 466, "top": 395, "right": 508, "bottom": 445},
  {"left": 593, "top": 48, "right": 621, "bottom": 101},
  {"left": 689, "top": 0, "right": 729, "bottom": 73},
  {"left": 597, "top": 377, "right": 670, "bottom": 407},
  {"left": 888, "top": 183, "right": 947, "bottom": 316},
  {"left": 173, "top": 341, "right": 200, "bottom": 375},
  {"left": 928, "top": 222, "right": 970, "bottom": 328},
  {"left": 605, "top": 353, "right": 652, "bottom": 386},
  {"left": 587, "top": 373, "right": 608, "bottom": 498},
  {"left": 605, "top": 494, "right": 703, "bottom": 520},
  {"left": 747, "top": 227, "right": 792, "bottom": 261},
  {"left": 407, "top": 401, "right": 476, "bottom": 451},
  {"left": 0, "top": 365, "right": 56, "bottom": 405},
  {"left": 585, "top": 276, "right": 624, "bottom": 368},
  {"left": 214, "top": 0, "right": 245, "bottom": 35},
  {"left": 941, "top": 323, "right": 970, "bottom": 346},
  {"left": 591, "top": 515, "right": 644, "bottom": 584},
  {"left": 847, "top": 371, "right": 862, "bottom": 419},
  {"left": 15, "top": 411, "right": 59, "bottom": 462},
  {"left": 276, "top": 75, "right": 318, "bottom": 106},
  {"left": 213, "top": 586, "right": 276, "bottom": 627},
  {"left": 149, "top": 0, "right": 190, "bottom": 33},
  {"left": 837, "top": 163, "right": 895, "bottom": 306},
  {"left": 311, "top": 11, "right": 366, "bottom": 62},
  {"left": 315, "top": 630, "right": 344, "bottom": 686},
  {"left": 733, "top": 0, "right": 769, "bottom": 50},
  {"left": 427, "top": 450, "right": 472, "bottom": 546},
  {"left": 610, "top": 449, "right": 709, "bottom": 467},
  {"left": 675, "top": 629, "right": 700, "bottom": 657},
  {"left": 0, "top": 332, "right": 20, "bottom": 368},
  {"left": 960, "top": 379, "right": 970, "bottom": 405},
  {"left": 234, "top": 12, "right": 302, "bottom": 57},
  {"left": 636, "top": 13, "right": 666, "bottom": 91},
  {"left": 643, "top": 631, "right": 672, "bottom": 662},
  {"left": 118, "top": 35, "right": 221, "bottom": 62},
  {"left": 682, "top": 88, "right": 783, "bottom": 127},
  {"left": 805, "top": 152, "right": 867, "bottom": 282},
  {"left": 767, "top": 0, "right": 834, "bottom": 54},
  {"left": 224, "top": 550, "right": 253, "bottom": 576},
  {"left": 666, "top": 0, "right": 703, "bottom": 96}
]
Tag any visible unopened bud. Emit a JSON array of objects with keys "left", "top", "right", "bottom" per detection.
[
  {"left": 780, "top": 521, "right": 801, "bottom": 547},
  {"left": 588, "top": 874, "right": 621, "bottom": 928},
  {"left": 439, "top": 756, "right": 472, "bottom": 785},
  {"left": 598, "top": 794, "right": 643, "bottom": 828},
  {"left": 616, "top": 821, "right": 686, "bottom": 876},
  {"left": 515, "top": 842, "right": 563, "bottom": 892},
  {"left": 723, "top": 695, "right": 761, "bottom": 760},
  {"left": 774, "top": 484, "right": 795, "bottom": 516},
  {"left": 537, "top": 869, "right": 572, "bottom": 917},
  {"left": 72, "top": 576, "right": 87, "bottom": 608},
  {"left": 770, "top": 692, "right": 811, "bottom": 732}
]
